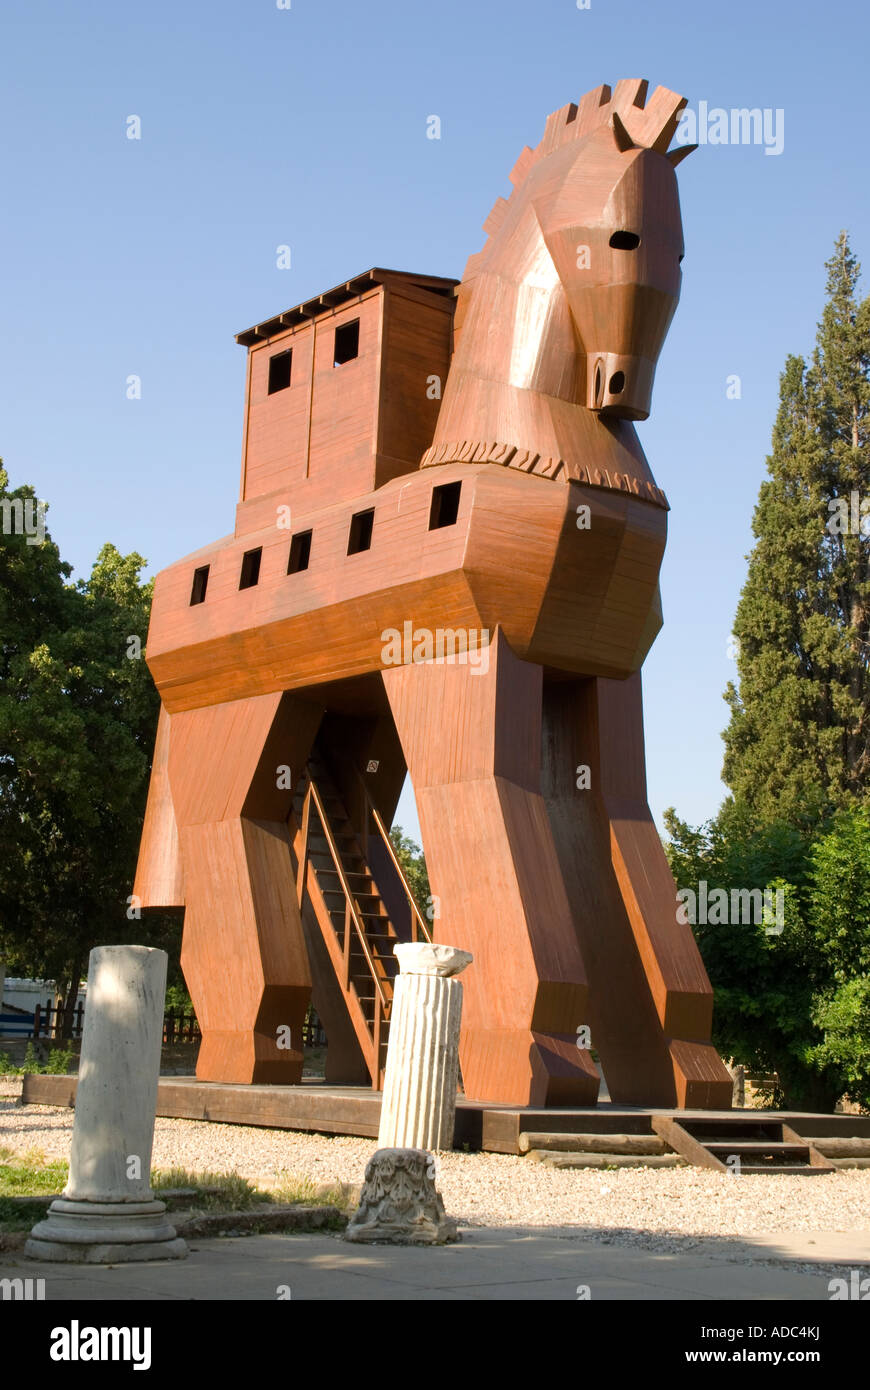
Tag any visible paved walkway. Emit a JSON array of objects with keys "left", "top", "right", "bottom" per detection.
[{"left": 5, "top": 1227, "right": 869, "bottom": 1300}]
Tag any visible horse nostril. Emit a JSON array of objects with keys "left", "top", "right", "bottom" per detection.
[
  {"left": 609, "top": 371, "right": 625, "bottom": 395},
  {"left": 594, "top": 363, "right": 603, "bottom": 405}
]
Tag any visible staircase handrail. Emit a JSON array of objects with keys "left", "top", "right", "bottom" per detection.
[
  {"left": 356, "top": 773, "right": 433, "bottom": 945},
  {"left": 303, "top": 777, "right": 389, "bottom": 1010}
]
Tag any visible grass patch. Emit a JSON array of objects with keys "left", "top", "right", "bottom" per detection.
[
  {"left": 0, "top": 1044, "right": 75, "bottom": 1076},
  {"left": 0, "top": 1147, "right": 354, "bottom": 1236},
  {"left": 0, "top": 1197, "right": 50, "bottom": 1231},
  {"left": 151, "top": 1167, "right": 268, "bottom": 1212},
  {"left": 0, "top": 1147, "right": 68, "bottom": 1196},
  {"left": 150, "top": 1166, "right": 353, "bottom": 1214},
  {"left": 267, "top": 1175, "right": 354, "bottom": 1211},
  {"left": 0, "top": 1147, "right": 69, "bottom": 1232}
]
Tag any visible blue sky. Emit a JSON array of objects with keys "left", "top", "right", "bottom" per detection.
[{"left": 2, "top": 0, "right": 867, "bottom": 840}]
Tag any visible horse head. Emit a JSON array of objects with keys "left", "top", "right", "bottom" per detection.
[{"left": 458, "top": 81, "right": 695, "bottom": 425}]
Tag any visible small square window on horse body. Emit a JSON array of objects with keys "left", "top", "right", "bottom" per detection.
[
  {"left": 288, "top": 530, "right": 312, "bottom": 574},
  {"left": 429, "top": 481, "right": 462, "bottom": 530},
  {"left": 239, "top": 548, "right": 262, "bottom": 589},
  {"left": 267, "top": 350, "right": 292, "bottom": 394},
  {"left": 334, "top": 319, "right": 360, "bottom": 366},
  {"left": 190, "top": 565, "right": 209, "bottom": 605},
  {"left": 347, "top": 509, "right": 374, "bottom": 555}
]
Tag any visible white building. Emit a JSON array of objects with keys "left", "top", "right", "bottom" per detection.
[{"left": 0, "top": 972, "right": 85, "bottom": 1038}]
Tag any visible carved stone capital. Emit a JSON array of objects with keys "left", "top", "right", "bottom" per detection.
[
  {"left": 393, "top": 942, "right": 473, "bottom": 977},
  {"left": 344, "top": 1147, "right": 458, "bottom": 1245}
]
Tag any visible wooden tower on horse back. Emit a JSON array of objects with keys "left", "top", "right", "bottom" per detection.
[{"left": 135, "top": 80, "right": 733, "bottom": 1111}]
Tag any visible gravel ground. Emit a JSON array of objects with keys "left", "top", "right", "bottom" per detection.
[{"left": 3, "top": 1078, "right": 869, "bottom": 1242}]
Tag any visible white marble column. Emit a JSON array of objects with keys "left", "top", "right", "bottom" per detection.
[
  {"left": 26, "top": 946, "right": 187, "bottom": 1263},
  {"left": 377, "top": 942, "right": 472, "bottom": 1152}
]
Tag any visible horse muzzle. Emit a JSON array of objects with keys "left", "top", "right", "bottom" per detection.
[{"left": 586, "top": 353, "right": 655, "bottom": 421}]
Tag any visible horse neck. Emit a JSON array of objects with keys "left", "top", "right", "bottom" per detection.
[
  {"left": 432, "top": 222, "right": 585, "bottom": 450},
  {"left": 430, "top": 250, "right": 653, "bottom": 491}
]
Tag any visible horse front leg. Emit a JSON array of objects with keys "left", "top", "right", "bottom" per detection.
[
  {"left": 543, "top": 674, "right": 732, "bottom": 1108},
  {"left": 383, "top": 629, "right": 599, "bottom": 1107}
]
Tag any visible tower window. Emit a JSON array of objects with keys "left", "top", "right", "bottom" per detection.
[
  {"left": 428, "top": 480, "right": 462, "bottom": 530},
  {"left": 268, "top": 350, "right": 293, "bottom": 394},
  {"left": 239, "top": 548, "right": 262, "bottom": 589},
  {"left": 347, "top": 509, "right": 374, "bottom": 555},
  {"left": 190, "top": 565, "right": 209, "bottom": 605},
  {"left": 334, "top": 319, "right": 360, "bottom": 366},
  {"left": 288, "top": 530, "right": 312, "bottom": 574}
]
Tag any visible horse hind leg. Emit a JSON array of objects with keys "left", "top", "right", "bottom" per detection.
[{"left": 165, "top": 690, "right": 322, "bottom": 1084}]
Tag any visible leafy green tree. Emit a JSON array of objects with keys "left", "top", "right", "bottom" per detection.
[
  {"left": 664, "top": 805, "right": 841, "bottom": 1109},
  {"left": 665, "top": 792, "right": 870, "bottom": 1110},
  {"left": 723, "top": 233, "right": 870, "bottom": 826},
  {"left": 666, "top": 235, "right": 870, "bottom": 1110},
  {"left": 0, "top": 464, "right": 180, "bottom": 1031},
  {"left": 804, "top": 805, "right": 870, "bottom": 1107},
  {"left": 389, "top": 824, "right": 431, "bottom": 919}
]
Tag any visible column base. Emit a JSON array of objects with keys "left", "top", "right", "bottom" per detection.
[{"left": 25, "top": 1198, "right": 188, "bottom": 1264}]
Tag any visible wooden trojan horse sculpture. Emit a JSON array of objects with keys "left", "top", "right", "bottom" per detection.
[{"left": 135, "top": 79, "right": 733, "bottom": 1111}]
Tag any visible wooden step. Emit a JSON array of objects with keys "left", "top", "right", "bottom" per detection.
[
  {"left": 322, "top": 888, "right": 380, "bottom": 902},
  {"left": 705, "top": 1141, "right": 810, "bottom": 1160},
  {"left": 738, "top": 1164, "right": 834, "bottom": 1175},
  {"left": 651, "top": 1115, "right": 837, "bottom": 1175}
]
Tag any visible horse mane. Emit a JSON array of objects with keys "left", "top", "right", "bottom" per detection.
[{"left": 461, "top": 80, "right": 693, "bottom": 285}]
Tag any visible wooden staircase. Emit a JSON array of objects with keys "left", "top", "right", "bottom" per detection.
[
  {"left": 651, "top": 1114, "right": 837, "bottom": 1175},
  {"left": 292, "top": 755, "right": 431, "bottom": 1087}
]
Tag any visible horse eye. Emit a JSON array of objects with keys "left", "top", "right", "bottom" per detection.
[{"left": 609, "top": 231, "right": 640, "bottom": 250}]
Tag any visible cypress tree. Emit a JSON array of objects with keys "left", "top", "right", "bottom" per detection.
[{"left": 723, "top": 232, "right": 870, "bottom": 824}]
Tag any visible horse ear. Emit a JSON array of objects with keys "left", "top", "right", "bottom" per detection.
[
  {"left": 667, "top": 143, "right": 697, "bottom": 167},
  {"left": 610, "top": 112, "right": 635, "bottom": 152}
]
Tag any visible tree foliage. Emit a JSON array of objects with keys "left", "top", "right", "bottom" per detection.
[
  {"left": 389, "top": 824, "right": 431, "bottom": 918},
  {"left": 666, "top": 234, "right": 870, "bottom": 1110},
  {"left": 723, "top": 233, "right": 870, "bottom": 824},
  {"left": 665, "top": 802, "right": 870, "bottom": 1110},
  {"left": 0, "top": 464, "right": 180, "bottom": 1026}
]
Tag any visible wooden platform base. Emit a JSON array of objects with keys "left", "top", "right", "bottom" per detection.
[{"left": 20, "top": 1075, "right": 870, "bottom": 1157}]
